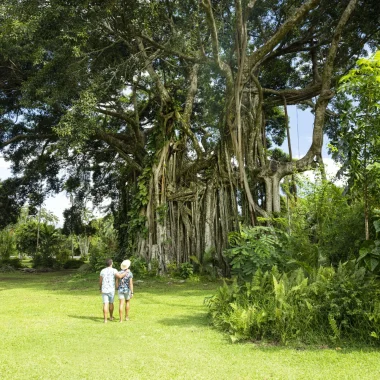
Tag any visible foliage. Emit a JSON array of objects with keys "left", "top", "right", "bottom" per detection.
[
  {"left": 63, "top": 259, "right": 86, "bottom": 270},
  {"left": 179, "top": 262, "right": 194, "bottom": 279},
  {"left": 88, "top": 241, "right": 111, "bottom": 273},
  {"left": 32, "top": 254, "right": 59, "bottom": 270},
  {"left": 0, "top": 179, "right": 24, "bottom": 228},
  {"left": 331, "top": 51, "right": 380, "bottom": 238},
  {"left": 285, "top": 178, "right": 365, "bottom": 267},
  {"left": 88, "top": 215, "right": 121, "bottom": 272},
  {"left": 357, "top": 214, "right": 380, "bottom": 274},
  {"left": 0, "top": 257, "right": 22, "bottom": 271},
  {"left": 207, "top": 264, "right": 380, "bottom": 345},
  {"left": 189, "top": 251, "right": 220, "bottom": 280},
  {"left": 76, "top": 263, "right": 92, "bottom": 273},
  {"left": 0, "top": 226, "right": 16, "bottom": 260},
  {"left": 128, "top": 256, "right": 147, "bottom": 278},
  {"left": 15, "top": 220, "right": 40, "bottom": 258},
  {"left": 14, "top": 218, "right": 69, "bottom": 268},
  {"left": 1, "top": 0, "right": 380, "bottom": 268},
  {"left": 225, "top": 225, "right": 288, "bottom": 282}
]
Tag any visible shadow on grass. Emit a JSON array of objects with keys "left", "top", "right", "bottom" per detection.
[
  {"left": 158, "top": 312, "right": 209, "bottom": 328},
  {"left": 68, "top": 314, "right": 105, "bottom": 323}
]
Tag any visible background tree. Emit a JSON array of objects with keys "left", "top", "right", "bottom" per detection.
[
  {"left": 331, "top": 51, "right": 380, "bottom": 240},
  {"left": 0, "top": 226, "right": 16, "bottom": 260}
]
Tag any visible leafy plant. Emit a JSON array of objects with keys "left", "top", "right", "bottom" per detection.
[
  {"left": 225, "top": 225, "right": 287, "bottom": 282},
  {"left": 357, "top": 217, "right": 380, "bottom": 275},
  {"left": 207, "top": 264, "right": 380, "bottom": 345},
  {"left": 179, "top": 262, "right": 193, "bottom": 279}
]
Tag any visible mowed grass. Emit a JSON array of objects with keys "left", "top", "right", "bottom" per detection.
[{"left": 0, "top": 272, "right": 379, "bottom": 380}]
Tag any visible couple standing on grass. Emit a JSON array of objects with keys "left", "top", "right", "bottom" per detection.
[{"left": 99, "top": 258, "right": 134, "bottom": 323}]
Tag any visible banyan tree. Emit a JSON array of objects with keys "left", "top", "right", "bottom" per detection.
[{"left": 1, "top": 0, "right": 379, "bottom": 270}]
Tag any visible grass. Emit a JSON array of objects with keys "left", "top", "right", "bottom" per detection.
[{"left": 0, "top": 271, "right": 379, "bottom": 380}]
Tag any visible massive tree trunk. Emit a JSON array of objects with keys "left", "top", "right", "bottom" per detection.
[{"left": 118, "top": 0, "right": 359, "bottom": 271}]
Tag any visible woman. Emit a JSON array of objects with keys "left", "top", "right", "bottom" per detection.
[{"left": 116, "top": 259, "right": 134, "bottom": 322}]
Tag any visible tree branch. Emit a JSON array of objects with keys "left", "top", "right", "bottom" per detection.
[
  {"left": 95, "top": 107, "right": 137, "bottom": 127},
  {"left": 139, "top": 33, "right": 204, "bottom": 63},
  {"left": 262, "top": 83, "right": 322, "bottom": 105},
  {"left": 95, "top": 131, "right": 143, "bottom": 172},
  {"left": 180, "top": 64, "right": 203, "bottom": 158},
  {"left": 136, "top": 37, "right": 172, "bottom": 106},
  {"left": 1, "top": 134, "right": 54, "bottom": 149},
  {"left": 200, "top": 0, "right": 234, "bottom": 86},
  {"left": 249, "top": 0, "right": 321, "bottom": 68}
]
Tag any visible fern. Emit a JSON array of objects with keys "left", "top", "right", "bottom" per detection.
[{"left": 328, "top": 314, "right": 340, "bottom": 341}]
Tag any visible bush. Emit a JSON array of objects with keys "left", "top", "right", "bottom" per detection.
[
  {"left": 77, "top": 263, "right": 92, "bottom": 273},
  {"left": 32, "top": 254, "right": 61, "bottom": 269},
  {"left": 63, "top": 259, "right": 86, "bottom": 269},
  {"left": 179, "top": 262, "right": 194, "bottom": 279},
  {"left": 207, "top": 264, "right": 380, "bottom": 345},
  {"left": 0, "top": 264, "right": 16, "bottom": 273},
  {"left": 0, "top": 258, "right": 22, "bottom": 269},
  {"left": 129, "top": 256, "right": 148, "bottom": 277},
  {"left": 225, "top": 225, "right": 288, "bottom": 282}
]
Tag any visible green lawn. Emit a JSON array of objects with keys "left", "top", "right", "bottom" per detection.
[{"left": 0, "top": 271, "right": 379, "bottom": 380}]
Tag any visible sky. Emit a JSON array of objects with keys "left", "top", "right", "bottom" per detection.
[
  {"left": 0, "top": 106, "right": 341, "bottom": 226},
  {"left": 283, "top": 106, "right": 341, "bottom": 180},
  {"left": 0, "top": 156, "right": 71, "bottom": 225}
]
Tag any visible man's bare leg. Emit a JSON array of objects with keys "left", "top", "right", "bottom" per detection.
[
  {"left": 119, "top": 299, "right": 125, "bottom": 322},
  {"left": 109, "top": 303, "right": 114, "bottom": 320},
  {"left": 103, "top": 303, "right": 109, "bottom": 323}
]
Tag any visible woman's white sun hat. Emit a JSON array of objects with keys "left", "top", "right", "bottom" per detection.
[{"left": 120, "top": 260, "right": 131, "bottom": 270}]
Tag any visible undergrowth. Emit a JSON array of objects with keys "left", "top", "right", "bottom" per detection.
[{"left": 207, "top": 264, "right": 380, "bottom": 346}]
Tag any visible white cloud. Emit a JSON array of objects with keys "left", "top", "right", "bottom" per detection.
[
  {"left": 323, "top": 158, "right": 347, "bottom": 187},
  {"left": 298, "top": 158, "right": 347, "bottom": 188},
  {"left": 44, "top": 192, "right": 71, "bottom": 226},
  {"left": 0, "top": 157, "right": 8, "bottom": 168}
]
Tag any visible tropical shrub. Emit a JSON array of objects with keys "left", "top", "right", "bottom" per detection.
[
  {"left": 179, "top": 262, "right": 194, "bottom": 279},
  {"left": 207, "top": 264, "right": 380, "bottom": 345},
  {"left": 129, "top": 256, "right": 148, "bottom": 277},
  {"left": 32, "top": 254, "right": 59, "bottom": 269},
  {"left": 284, "top": 179, "right": 365, "bottom": 268},
  {"left": 224, "top": 225, "right": 288, "bottom": 282},
  {"left": 357, "top": 217, "right": 380, "bottom": 275}
]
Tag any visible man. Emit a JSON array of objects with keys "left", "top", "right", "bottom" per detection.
[{"left": 99, "top": 258, "right": 128, "bottom": 323}]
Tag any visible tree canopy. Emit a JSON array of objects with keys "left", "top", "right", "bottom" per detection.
[{"left": 1, "top": 0, "right": 379, "bottom": 268}]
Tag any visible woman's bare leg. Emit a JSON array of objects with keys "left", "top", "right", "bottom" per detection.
[
  {"left": 125, "top": 300, "right": 130, "bottom": 320},
  {"left": 119, "top": 299, "right": 125, "bottom": 322}
]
